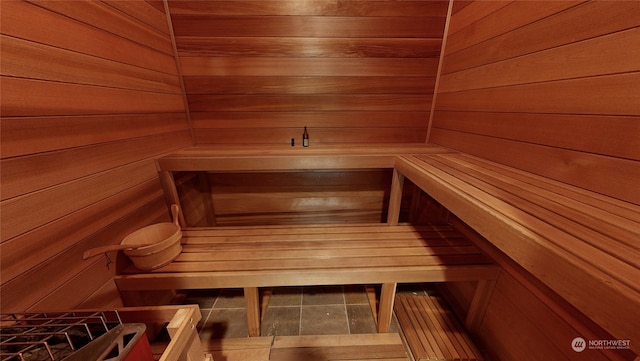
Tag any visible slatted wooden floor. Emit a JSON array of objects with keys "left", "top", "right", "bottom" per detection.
[{"left": 201, "top": 333, "right": 409, "bottom": 361}]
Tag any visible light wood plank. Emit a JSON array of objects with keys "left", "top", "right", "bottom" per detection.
[
  {"left": 445, "top": 1, "right": 580, "bottom": 54},
  {"left": 442, "top": 1, "right": 640, "bottom": 74},
  {"left": 0, "top": 161, "right": 160, "bottom": 242},
  {"left": 183, "top": 76, "right": 435, "bottom": 95},
  {"left": 194, "top": 127, "right": 429, "bottom": 145},
  {"left": 180, "top": 57, "right": 438, "bottom": 77},
  {"left": 1, "top": 1, "right": 177, "bottom": 74},
  {"left": 190, "top": 111, "right": 428, "bottom": 129},
  {"left": 0, "top": 113, "right": 188, "bottom": 158},
  {"left": 431, "top": 111, "right": 640, "bottom": 161},
  {"left": 1, "top": 77, "right": 185, "bottom": 117},
  {"left": 1, "top": 35, "right": 180, "bottom": 93},
  {"left": 428, "top": 128, "right": 640, "bottom": 204},
  {"left": 1, "top": 132, "right": 188, "bottom": 200},
  {"left": 177, "top": 38, "right": 441, "bottom": 58},
  {"left": 0, "top": 182, "right": 164, "bottom": 285},
  {"left": 171, "top": 15, "right": 445, "bottom": 38},
  {"left": 440, "top": 28, "right": 640, "bottom": 93},
  {"left": 169, "top": 0, "right": 448, "bottom": 16},
  {"left": 435, "top": 72, "right": 640, "bottom": 116},
  {"left": 28, "top": 0, "right": 173, "bottom": 54}
]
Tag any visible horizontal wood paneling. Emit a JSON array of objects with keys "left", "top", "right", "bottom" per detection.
[
  {"left": 1, "top": 131, "right": 189, "bottom": 201},
  {"left": 431, "top": 0, "right": 640, "bottom": 204},
  {"left": 2, "top": 35, "right": 179, "bottom": 93},
  {"left": 2, "top": 198, "right": 168, "bottom": 312},
  {"left": 432, "top": 112, "right": 639, "bottom": 160},
  {"left": 175, "top": 168, "right": 428, "bottom": 227},
  {"left": 169, "top": 0, "right": 448, "bottom": 145},
  {"left": 180, "top": 57, "right": 439, "bottom": 77},
  {"left": 184, "top": 76, "right": 436, "bottom": 95},
  {"left": 188, "top": 95, "right": 432, "bottom": 112},
  {"left": 191, "top": 112, "right": 431, "bottom": 144},
  {"left": 2, "top": 1, "right": 177, "bottom": 73},
  {"left": 191, "top": 111, "right": 429, "bottom": 128},
  {"left": 168, "top": 0, "right": 449, "bottom": 16},
  {"left": 0, "top": 181, "right": 164, "bottom": 286},
  {"left": 441, "top": 1, "right": 639, "bottom": 75},
  {"left": 28, "top": 0, "right": 173, "bottom": 54},
  {"left": 177, "top": 37, "right": 442, "bottom": 58},
  {"left": 1, "top": 77, "right": 185, "bottom": 117},
  {"left": 195, "top": 128, "right": 428, "bottom": 145},
  {"left": 1, "top": 113, "right": 187, "bottom": 158},
  {"left": 202, "top": 170, "right": 394, "bottom": 226},
  {"left": 172, "top": 16, "right": 445, "bottom": 38},
  {"left": 0, "top": 0, "right": 190, "bottom": 311},
  {"left": 439, "top": 27, "right": 640, "bottom": 93}
]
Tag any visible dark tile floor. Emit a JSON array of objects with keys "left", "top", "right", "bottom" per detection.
[{"left": 182, "top": 284, "right": 431, "bottom": 339}]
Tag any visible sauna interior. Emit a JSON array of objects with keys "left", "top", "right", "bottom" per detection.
[{"left": 1, "top": 1, "right": 639, "bottom": 361}]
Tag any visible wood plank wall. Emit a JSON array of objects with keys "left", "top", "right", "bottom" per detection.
[
  {"left": 432, "top": 2, "right": 640, "bottom": 360},
  {"left": 179, "top": 169, "right": 416, "bottom": 227},
  {"left": 430, "top": 0, "right": 640, "bottom": 205},
  {"left": 168, "top": 0, "right": 449, "bottom": 145},
  {"left": 0, "top": 0, "right": 191, "bottom": 312}
]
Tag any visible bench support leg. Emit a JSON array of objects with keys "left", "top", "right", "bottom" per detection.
[
  {"left": 465, "top": 279, "right": 497, "bottom": 333},
  {"left": 244, "top": 287, "right": 261, "bottom": 337},
  {"left": 387, "top": 170, "right": 405, "bottom": 225},
  {"left": 377, "top": 283, "right": 397, "bottom": 332}
]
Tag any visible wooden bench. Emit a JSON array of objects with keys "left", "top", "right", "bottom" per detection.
[
  {"left": 395, "top": 294, "right": 484, "bottom": 361},
  {"left": 148, "top": 144, "right": 639, "bottom": 353},
  {"left": 394, "top": 152, "right": 640, "bottom": 354},
  {"left": 114, "top": 223, "right": 499, "bottom": 337}
]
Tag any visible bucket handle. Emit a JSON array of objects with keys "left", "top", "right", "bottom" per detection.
[
  {"left": 83, "top": 205, "right": 180, "bottom": 260},
  {"left": 170, "top": 204, "right": 180, "bottom": 228}
]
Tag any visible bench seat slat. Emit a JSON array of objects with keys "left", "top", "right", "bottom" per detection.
[
  {"left": 404, "top": 155, "right": 640, "bottom": 293},
  {"left": 421, "top": 154, "right": 639, "bottom": 251},
  {"left": 181, "top": 238, "right": 470, "bottom": 251},
  {"left": 117, "top": 223, "right": 497, "bottom": 282},
  {"left": 395, "top": 154, "right": 640, "bottom": 351},
  {"left": 182, "top": 228, "right": 461, "bottom": 240},
  {"left": 177, "top": 245, "right": 483, "bottom": 261},
  {"left": 140, "top": 254, "right": 493, "bottom": 273},
  {"left": 181, "top": 234, "right": 465, "bottom": 245},
  {"left": 395, "top": 294, "right": 484, "bottom": 361},
  {"left": 446, "top": 153, "right": 640, "bottom": 223},
  {"left": 116, "top": 264, "right": 499, "bottom": 290}
]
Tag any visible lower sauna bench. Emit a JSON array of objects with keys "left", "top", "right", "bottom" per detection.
[{"left": 394, "top": 294, "right": 484, "bottom": 361}]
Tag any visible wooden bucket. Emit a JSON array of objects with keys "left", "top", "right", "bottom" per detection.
[
  {"left": 121, "top": 204, "right": 182, "bottom": 271},
  {"left": 83, "top": 205, "right": 183, "bottom": 270}
]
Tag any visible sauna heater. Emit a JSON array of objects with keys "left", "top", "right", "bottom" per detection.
[{"left": 0, "top": 311, "right": 153, "bottom": 361}]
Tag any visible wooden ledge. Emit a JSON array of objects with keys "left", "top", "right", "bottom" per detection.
[
  {"left": 394, "top": 153, "right": 640, "bottom": 354},
  {"left": 156, "top": 143, "right": 452, "bottom": 171}
]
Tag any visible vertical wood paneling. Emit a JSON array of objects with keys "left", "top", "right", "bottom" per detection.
[
  {"left": 169, "top": 0, "right": 448, "bottom": 145},
  {"left": 0, "top": 0, "right": 190, "bottom": 312},
  {"left": 431, "top": 0, "right": 640, "bottom": 204}
]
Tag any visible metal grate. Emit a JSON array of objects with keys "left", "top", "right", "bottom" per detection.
[{"left": 0, "top": 311, "right": 122, "bottom": 361}]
